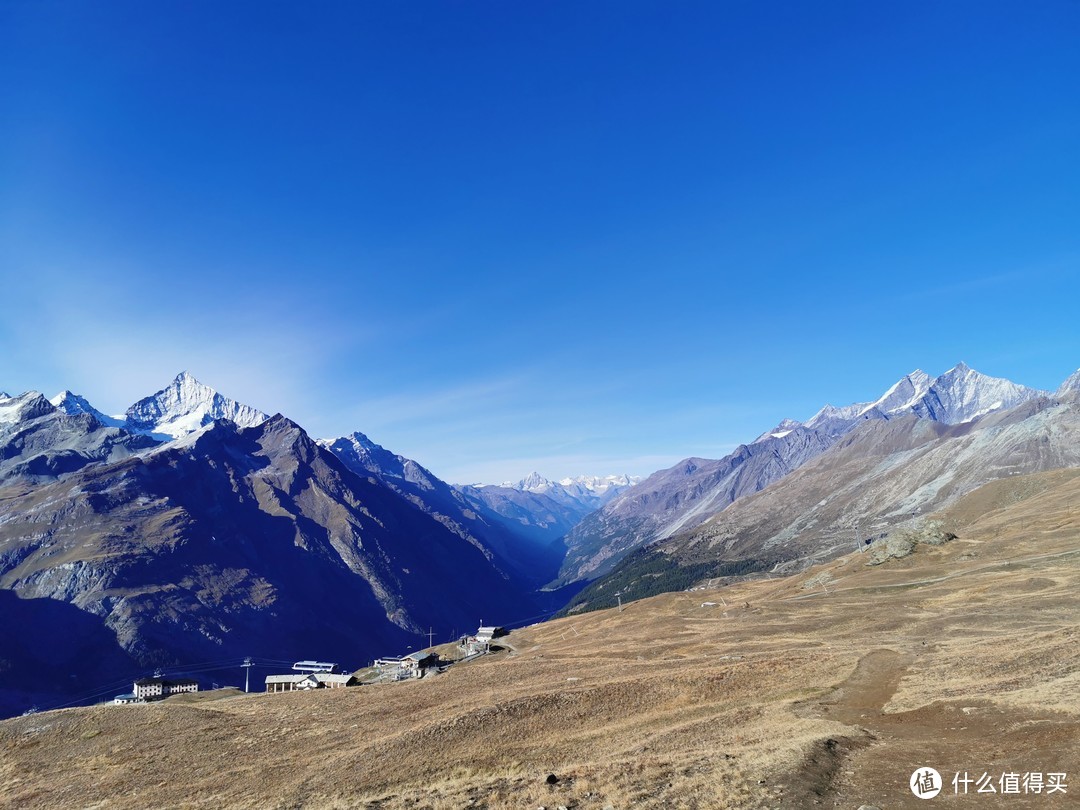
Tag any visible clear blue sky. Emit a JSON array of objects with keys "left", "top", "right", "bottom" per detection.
[{"left": 2, "top": 1, "right": 1079, "bottom": 484}]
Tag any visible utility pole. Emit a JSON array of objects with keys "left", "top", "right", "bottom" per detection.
[
  {"left": 426, "top": 627, "right": 435, "bottom": 649},
  {"left": 242, "top": 657, "right": 252, "bottom": 693},
  {"left": 616, "top": 592, "right": 623, "bottom": 613}
]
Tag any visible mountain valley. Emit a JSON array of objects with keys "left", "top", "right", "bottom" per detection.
[
  {"left": 1, "top": 364, "right": 1079, "bottom": 727},
  {"left": 3, "top": 465, "right": 1077, "bottom": 808}
]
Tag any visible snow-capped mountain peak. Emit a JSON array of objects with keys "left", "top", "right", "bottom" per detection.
[
  {"left": 805, "top": 402, "right": 868, "bottom": 428},
  {"left": 124, "top": 372, "right": 269, "bottom": 439},
  {"left": 324, "top": 430, "right": 381, "bottom": 455},
  {"left": 912, "top": 363, "right": 1046, "bottom": 424},
  {"left": 499, "top": 472, "right": 642, "bottom": 497},
  {"left": 317, "top": 431, "right": 404, "bottom": 479},
  {"left": 513, "top": 472, "right": 555, "bottom": 492},
  {"left": 859, "top": 369, "right": 932, "bottom": 417},
  {"left": 49, "top": 390, "right": 125, "bottom": 428},
  {"left": 487, "top": 471, "right": 642, "bottom": 512},
  {"left": 1057, "top": 368, "right": 1080, "bottom": 397},
  {"left": 0, "top": 391, "right": 56, "bottom": 427},
  {"left": 752, "top": 418, "right": 803, "bottom": 443},
  {"left": 800, "top": 364, "right": 1041, "bottom": 432}
]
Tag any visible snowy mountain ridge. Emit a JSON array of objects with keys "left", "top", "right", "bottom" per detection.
[
  {"left": 0, "top": 391, "right": 56, "bottom": 427},
  {"left": 561, "top": 362, "right": 1070, "bottom": 585},
  {"left": 50, "top": 390, "right": 126, "bottom": 428},
  {"left": 1056, "top": 369, "right": 1080, "bottom": 397},
  {"left": 498, "top": 472, "right": 642, "bottom": 494},
  {"left": 37, "top": 373, "right": 269, "bottom": 442},
  {"left": 776, "top": 363, "right": 1048, "bottom": 441}
]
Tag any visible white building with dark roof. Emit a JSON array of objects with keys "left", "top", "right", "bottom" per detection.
[
  {"left": 264, "top": 672, "right": 358, "bottom": 693},
  {"left": 132, "top": 677, "right": 199, "bottom": 701}
]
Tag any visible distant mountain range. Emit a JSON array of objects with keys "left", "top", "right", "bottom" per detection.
[
  {"left": 3, "top": 363, "right": 1080, "bottom": 717},
  {"left": 450, "top": 473, "right": 641, "bottom": 567},
  {"left": 50, "top": 371, "right": 269, "bottom": 439},
  {"left": 0, "top": 373, "right": 634, "bottom": 717},
  {"left": 555, "top": 363, "right": 1068, "bottom": 585},
  {"left": 495, "top": 472, "right": 642, "bottom": 510},
  {"left": 563, "top": 367, "right": 1080, "bottom": 613}
]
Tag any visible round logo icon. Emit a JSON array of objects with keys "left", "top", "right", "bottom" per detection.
[{"left": 910, "top": 767, "right": 942, "bottom": 799}]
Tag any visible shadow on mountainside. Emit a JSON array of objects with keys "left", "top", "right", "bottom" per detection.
[{"left": 0, "top": 590, "right": 142, "bottom": 719}]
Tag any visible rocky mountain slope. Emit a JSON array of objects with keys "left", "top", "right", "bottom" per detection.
[
  {"left": 4, "top": 467, "right": 1077, "bottom": 809},
  {"left": 0, "top": 378, "right": 540, "bottom": 717},
  {"left": 318, "top": 432, "right": 565, "bottom": 585},
  {"left": 0, "top": 392, "right": 157, "bottom": 485},
  {"left": 566, "top": 388, "right": 1080, "bottom": 612},
  {"left": 2, "top": 363, "right": 1076, "bottom": 719},
  {"left": 556, "top": 363, "right": 1052, "bottom": 585}
]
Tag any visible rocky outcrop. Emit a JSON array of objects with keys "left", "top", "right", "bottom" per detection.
[{"left": 866, "top": 523, "right": 956, "bottom": 565}]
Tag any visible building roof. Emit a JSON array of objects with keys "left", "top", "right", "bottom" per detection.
[
  {"left": 134, "top": 677, "right": 198, "bottom": 687},
  {"left": 265, "top": 673, "right": 357, "bottom": 685},
  {"left": 317, "top": 674, "right": 355, "bottom": 685},
  {"left": 266, "top": 674, "right": 311, "bottom": 684},
  {"left": 403, "top": 651, "right": 437, "bottom": 662}
]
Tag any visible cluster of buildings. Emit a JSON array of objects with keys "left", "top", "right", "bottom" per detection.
[
  {"left": 111, "top": 624, "right": 507, "bottom": 705},
  {"left": 373, "top": 651, "right": 440, "bottom": 680},
  {"left": 459, "top": 625, "right": 504, "bottom": 657}
]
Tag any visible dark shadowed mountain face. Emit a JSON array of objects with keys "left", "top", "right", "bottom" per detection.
[
  {"left": 320, "top": 433, "right": 565, "bottom": 585},
  {"left": 0, "top": 416, "right": 538, "bottom": 716},
  {"left": 0, "top": 590, "right": 141, "bottom": 719},
  {"left": 565, "top": 396, "right": 1080, "bottom": 614}
]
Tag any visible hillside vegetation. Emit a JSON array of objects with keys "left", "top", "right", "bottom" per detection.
[{"left": 2, "top": 469, "right": 1078, "bottom": 808}]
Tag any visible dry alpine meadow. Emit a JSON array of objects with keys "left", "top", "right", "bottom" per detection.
[{"left": 2, "top": 468, "right": 1079, "bottom": 809}]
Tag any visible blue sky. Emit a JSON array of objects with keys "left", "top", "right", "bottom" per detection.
[{"left": 2, "top": 1, "right": 1079, "bottom": 484}]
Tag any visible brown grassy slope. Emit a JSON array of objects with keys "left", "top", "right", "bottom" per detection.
[{"left": 2, "top": 469, "right": 1079, "bottom": 809}]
